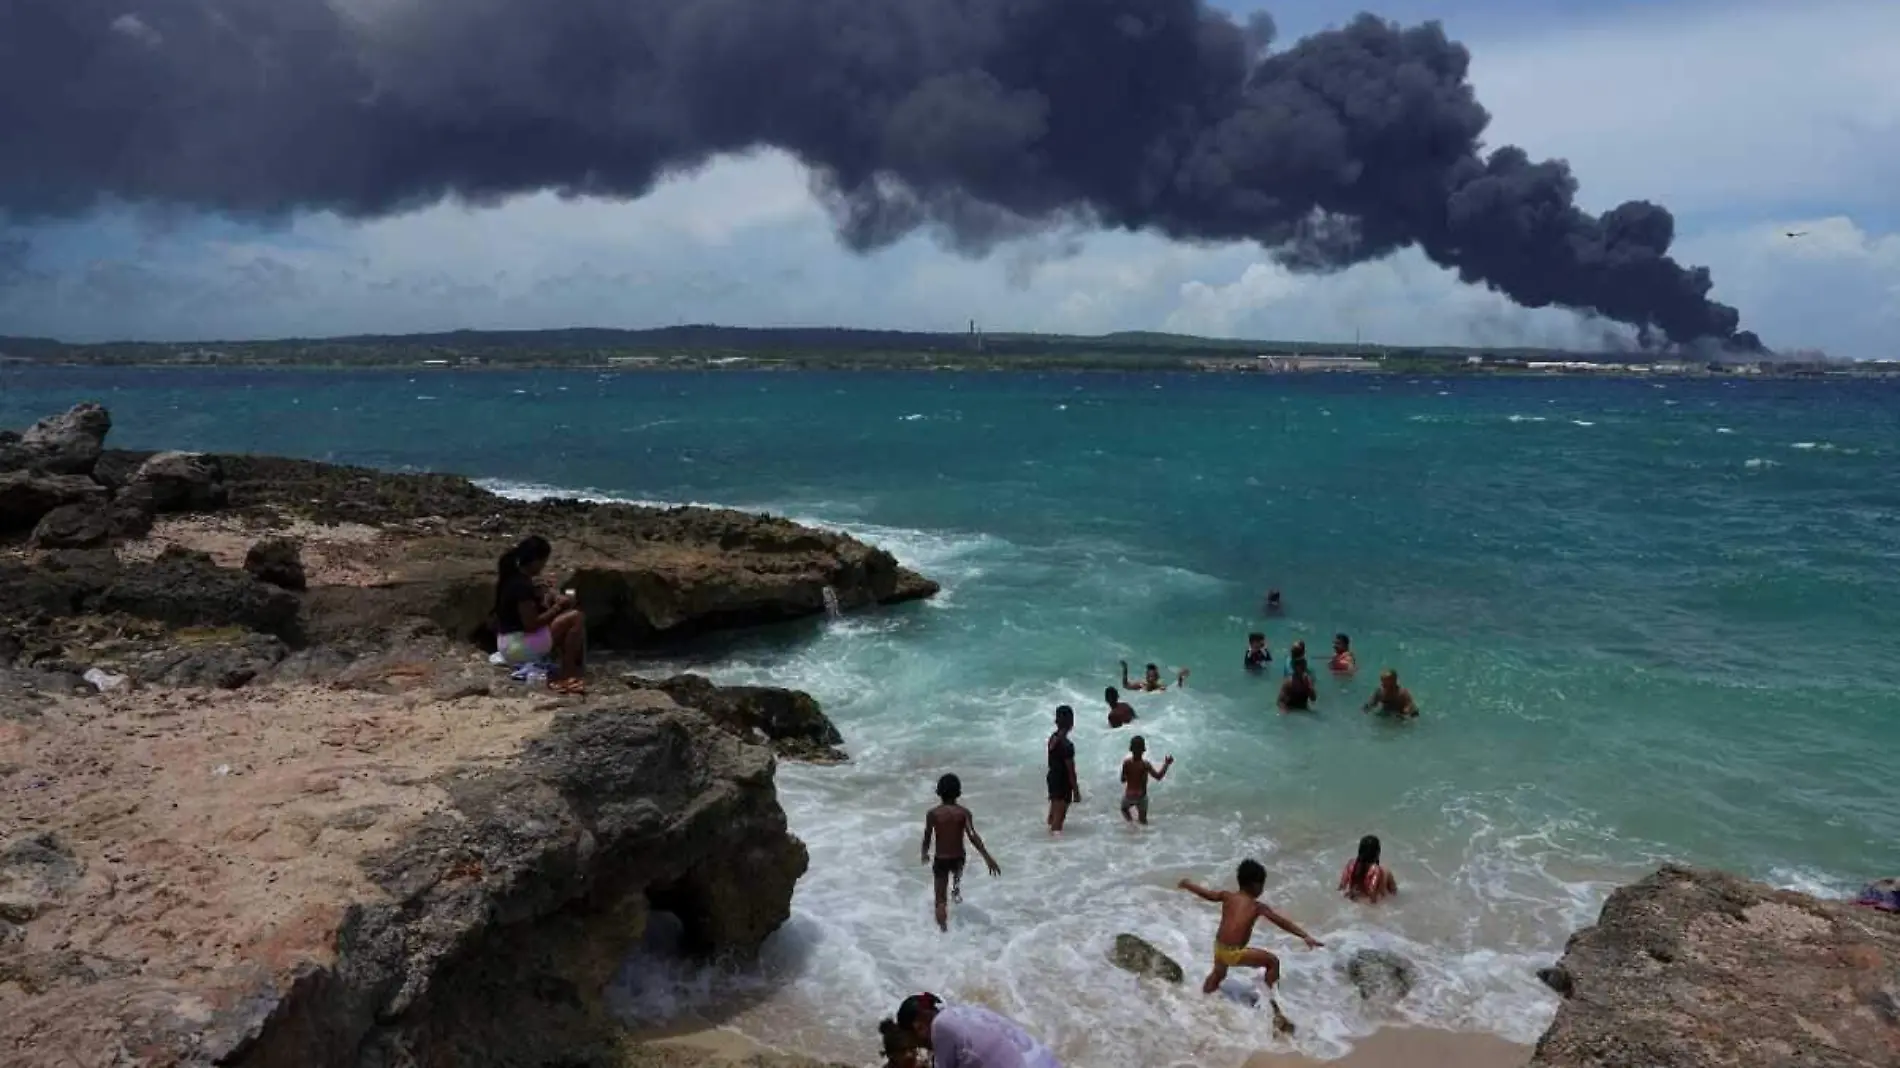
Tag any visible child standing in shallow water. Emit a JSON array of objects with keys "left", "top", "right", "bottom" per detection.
[
  {"left": 1180, "top": 859, "right": 1325, "bottom": 1034},
  {"left": 1119, "top": 736, "right": 1173, "bottom": 825},
  {"left": 921, "top": 774, "right": 1001, "bottom": 931}
]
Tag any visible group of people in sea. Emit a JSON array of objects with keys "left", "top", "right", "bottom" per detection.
[
  {"left": 890, "top": 589, "right": 1420, "bottom": 1066},
  {"left": 485, "top": 545, "right": 1424, "bottom": 1067}
]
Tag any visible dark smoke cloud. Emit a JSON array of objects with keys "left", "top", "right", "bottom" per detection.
[{"left": 0, "top": 0, "right": 1754, "bottom": 347}]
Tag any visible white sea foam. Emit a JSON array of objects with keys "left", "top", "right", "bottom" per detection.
[
  {"left": 498, "top": 476, "right": 1587, "bottom": 1064},
  {"left": 1570, "top": 420, "right": 1596, "bottom": 427}
]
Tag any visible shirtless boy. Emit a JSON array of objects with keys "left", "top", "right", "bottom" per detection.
[
  {"left": 1362, "top": 669, "right": 1420, "bottom": 718},
  {"left": 1119, "top": 736, "right": 1173, "bottom": 824},
  {"left": 1103, "top": 686, "right": 1138, "bottom": 728},
  {"left": 1179, "top": 859, "right": 1324, "bottom": 1033},
  {"left": 1121, "top": 659, "right": 1189, "bottom": 692},
  {"left": 921, "top": 774, "right": 1001, "bottom": 931}
]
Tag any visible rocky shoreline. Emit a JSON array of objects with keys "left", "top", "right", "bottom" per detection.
[
  {"left": 2, "top": 405, "right": 911, "bottom": 1067},
  {"left": 4, "top": 404, "right": 1894, "bottom": 1067}
]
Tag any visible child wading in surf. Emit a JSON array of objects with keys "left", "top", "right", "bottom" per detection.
[
  {"left": 1179, "top": 859, "right": 1324, "bottom": 1034},
  {"left": 921, "top": 773, "right": 1001, "bottom": 931},
  {"left": 1119, "top": 736, "right": 1172, "bottom": 825}
]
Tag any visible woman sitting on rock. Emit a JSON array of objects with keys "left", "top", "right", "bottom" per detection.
[{"left": 493, "top": 535, "right": 586, "bottom": 694}]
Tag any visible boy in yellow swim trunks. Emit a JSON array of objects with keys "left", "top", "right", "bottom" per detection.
[{"left": 1179, "top": 859, "right": 1325, "bottom": 1032}]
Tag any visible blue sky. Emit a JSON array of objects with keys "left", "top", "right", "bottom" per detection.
[{"left": 2, "top": 0, "right": 1896, "bottom": 358}]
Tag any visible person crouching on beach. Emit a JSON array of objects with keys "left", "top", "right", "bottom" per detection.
[
  {"left": 883, "top": 993, "right": 1063, "bottom": 1068},
  {"left": 493, "top": 535, "right": 586, "bottom": 695},
  {"left": 1046, "top": 705, "right": 1080, "bottom": 834},
  {"left": 922, "top": 773, "right": 1001, "bottom": 931},
  {"left": 1119, "top": 736, "right": 1172, "bottom": 825},
  {"left": 1179, "top": 859, "right": 1324, "bottom": 1034},
  {"left": 1103, "top": 686, "right": 1137, "bottom": 728},
  {"left": 1121, "top": 659, "right": 1188, "bottom": 691}
]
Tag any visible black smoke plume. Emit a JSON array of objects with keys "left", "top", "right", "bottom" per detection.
[{"left": 0, "top": 1, "right": 1755, "bottom": 348}]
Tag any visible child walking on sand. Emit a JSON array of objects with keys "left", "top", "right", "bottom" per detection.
[
  {"left": 1179, "top": 859, "right": 1325, "bottom": 1033},
  {"left": 921, "top": 774, "right": 1001, "bottom": 931},
  {"left": 1119, "top": 736, "right": 1173, "bottom": 825}
]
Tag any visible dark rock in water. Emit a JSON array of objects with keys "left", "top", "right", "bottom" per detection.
[
  {"left": 244, "top": 536, "right": 307, "bottom": 591},
  {"left": 0, "top": 471, "right": 106, "bottom": 533},
  {"left": 631, "top": 673, "right": 848, "bottom": 762},
  {"left": 1537, "top": 964, "right": 1575, "bottom": 997},
  {"left": 1531, "top": 865, "right": 1900, "bottom": 1068},
  {"left": 1346, "top": 948, "right": 1417, "bottom": 1002},
  {"left": 122, "top": 450, "right": 228, "bottom": 514},
  {"left": 29, "top": 500, "right": 112, "bottom": 549},
  {"left": 1110, "top": 933, "right": 1185, "bottom": 984},
  {"left": 0, "top": 831, "right": 84, "bottom": 924},
  {"left": 0, "top": 403, "right": 111, "bottom": 477}
]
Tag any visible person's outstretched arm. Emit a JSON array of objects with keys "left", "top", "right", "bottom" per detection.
[
  {"left": 965, "top": 816, "right": 1001, "bottom": 876},
  {"left": 1150, "top": 757, "right": 1173, "bottom": 781},
  {"left": 1120, "top": 660, "right": 1133, "bottom": 688},
  {"left": 920, "top": 815, "right": 934, "bottom": 865},
  {"left": 1178, "top": 879, "right": 1223, "bottom": 903},
  {"left": 1259, "top": 903, "right": 1324, "bottom": 949}
]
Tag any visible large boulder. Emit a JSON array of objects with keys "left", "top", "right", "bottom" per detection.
[
  {"left": 244, "top": 536, "right": 308, "bottom": 591},
  {"left": 1530, "top": 865, "right": 1900, "bottom": 1068},
  {"left": 0, "top": 403, "right": 111, "bottom": 476},
  {"left": 1110, "top": 933, "right": 1185, "bottom": 984},
  {"left": 1345, "top": 948, "right": 1417, "bottom": 1003},
  {"left": 121, "top": 450, "right": 228, "bottom": 515},
  {"left": 630, "top": 673, "right": 847, "bottom": 762},
  {"left": 28, "top": 500, "right": 112, "bottom": 549},
  {"left": 0, "top": 471, "right": 105, "bottom": 533}
]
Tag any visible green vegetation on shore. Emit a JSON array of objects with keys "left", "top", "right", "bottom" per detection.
[{"left": 1, "top": 324, "right": 1890, "bottom": 377}]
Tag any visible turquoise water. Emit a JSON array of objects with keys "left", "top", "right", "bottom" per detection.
[{"left": 6, "top": 367, "right": 1899, "bottom": 1064}]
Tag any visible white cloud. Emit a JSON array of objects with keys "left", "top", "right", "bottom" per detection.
[
  {"left": 1468, "top": 2, "right": 1900, "bottom": 215},
  {"left": 1167, "top": 264, "right": 1304, "bottom": 336},
  {"left": 3, "top": 1, "right": 1897, "bottom": 358}
]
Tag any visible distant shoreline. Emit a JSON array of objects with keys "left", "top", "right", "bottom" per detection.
[{"left": 7, "top": 357, "right": 1896, "bottom": 380}]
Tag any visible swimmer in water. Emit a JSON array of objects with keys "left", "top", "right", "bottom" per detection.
[
  {"left": 921, "top": 773, "right": 1001, "bottom": 931},
  {"left": 1119, "top": 736, "right": 1172, "bottom": 825},
  {"left": 1282, "top": 640, "right": 1306, "bottom": 678},
  {"left": 1179, "top": 859, "right": 1324, "bottom": 1034},
  {"left": 1104, "top": 686, "right": 1138, "bottom": 728},
  {"left": 1329, "top": 633, "right": 1357, "bottom": 674},
  {"left": 1277, "top": 660, "right": 1317, "bottom": 712},
  {"left": 1264, "top": 589, "right": 1284, "bottom": 615},
  {"left": 1338, "top": 834, "right": 1398, "bottom": 903},
  {"left": 1121, "top": 659, "right": 1189, "bottom": 692},
  {"left": 1362, "top": 669, "right": 1420, "bottom": 719},
  {"left": 1244, "top": 632, "right": 1272, "bottom": 671}
]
